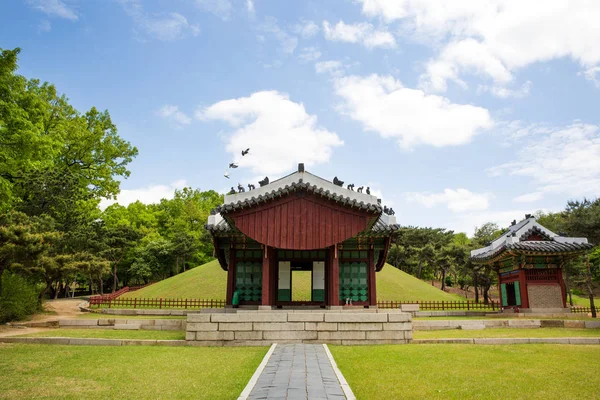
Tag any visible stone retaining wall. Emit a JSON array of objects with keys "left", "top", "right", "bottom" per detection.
[
  {"left": 59, "top": 319, "right": 185, "bottom": 331},
  {"left": 186, "top": 310, "right": 412, "bottom": 346},
  {"left": 414, "top": 319, "right": 600, "bottom": 330}
]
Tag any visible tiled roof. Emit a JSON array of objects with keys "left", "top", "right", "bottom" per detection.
[
  {"left": 470, "top": 215, "right": 591, "bottom": 262},
  {"left": 470, "top": 215, "right": 593, "bottom": 262},
  {"left": 509, "top": 241, "right": 594, "bottom": 253},
  {"left": 214, "top": 171, "right": 381, "bottom": 214}
]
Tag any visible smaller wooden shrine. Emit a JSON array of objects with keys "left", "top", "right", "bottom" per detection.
[{"left": 470, "top": 215, "right": 593, "bottom": 311}]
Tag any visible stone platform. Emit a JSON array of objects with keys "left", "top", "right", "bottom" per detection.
[{"left": 186, "top": 310, "right": 412, "bottom": 346}]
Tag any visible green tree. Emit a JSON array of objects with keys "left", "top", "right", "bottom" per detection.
[{"left": 0, "top": 211, "right": 59, "bottom": 294}]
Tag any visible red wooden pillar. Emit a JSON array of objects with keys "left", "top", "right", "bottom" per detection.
[
  {"left": 558, "top": 267, "right": 567, "bottom": 308},
  {"left": 331, "top": 244, "right": 340, "bottom": 306},
  {"left": 519, "top": 268, "right": 529, "bottom": 308},
  {"left": 368, "top": 248, "right": 377, "bottom": 306},
  {"left": 226, "top": 248, "right": 236, "bottom": 305},
  {"left": 497, "top": 272, "right": 502, "bottom": 306},
  {"left": 261, "top": 246, "right": 271, "bottom": 305}
]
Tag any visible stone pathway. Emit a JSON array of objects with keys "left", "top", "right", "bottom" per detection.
[{"left": 247, "top": 344, "right": 348, "bottom": 400}]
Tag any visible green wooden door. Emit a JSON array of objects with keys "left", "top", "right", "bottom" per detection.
[
  {"left": 500, "top": 283, "right": 508, "bottom": 306},
  {"left": 514, "top": 281, "right": 521, "bottom": 306}
]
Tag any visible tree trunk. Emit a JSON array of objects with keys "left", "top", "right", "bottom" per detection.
[
  {"left": 417, "top": 261, "right": 423, "bottom": 279},
  {"left": 586, "top": 255, "right": 597, "bottom": 318},
  {"left": 483, "top": 285, "right": 490, "bottom": 304},
  {"left": 473, "top": 274, "right": 479, "bottom": 303},
  {"left": 89, "top": 274, "right": 94, "bottom": 295},
  {"left": 0, "top": 266, "right": 4, "bottom": 295},
  {"left": 53, "top": 281, "right": 60, "bottom": 299},
  {"left": 39, "top": 281, "right": 52, "bottom": 301},
  {"left": 441, "top": 269, "right": 446, "bottom": 291},
  {"left": 100, "top": 276, "right": 104, "bottom": 295},
  {"left": 112, "top": 263, "right": 118, "bottom": 293}
]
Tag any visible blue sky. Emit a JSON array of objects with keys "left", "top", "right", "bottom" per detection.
[{"left": 2, "top": 0, "right": 599, "bottom": 235}]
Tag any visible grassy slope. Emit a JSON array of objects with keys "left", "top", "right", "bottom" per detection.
[
  {"left": 331, "top": 344, "right": 600, "bottom": 400},
  {"left": 19, "top": 329, "right": 185, "bottom": 340},
  {"left": 415, "top": 328, "right": 600, "bottom": 339},
  {"left": 123, "top": 260, "right": 462, "bottom": 301},
  {"left": 0, "top": 344, "right": 266, "bottom": 400},
  {"left": 122, "top": 260, "right": 227, "bottom": 299}
]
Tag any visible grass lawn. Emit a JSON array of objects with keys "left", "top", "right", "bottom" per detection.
[
  {"left": 571, "top": 294, "right": 593, "bottom": 306},
  {"left": 121, "top": 260, "right": 463, "bottom": 302},
  {"left": 17, "top": 329, "right": 185, "bottom": 340},
  {"left": 76, "top": 314, "right": 185, "bottom": 319},
  {"left": 415, "top": 328, "right": 600, "bottom": 339},
  {"left": 414, "top": 316, "right": 596, "bottom": 320},
  {"left": 0, "top": 344, "right": 266, "bottom": 400},
  {"left": 331, "top": 344, "right": 600, "bottom": 400}
]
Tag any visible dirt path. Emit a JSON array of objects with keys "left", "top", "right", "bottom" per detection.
[{"left": 1, "top": 299, "right": 87, "bottom": 338}]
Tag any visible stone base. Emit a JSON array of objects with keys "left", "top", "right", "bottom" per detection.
[{"left": 186, "top": 310, "right": 413, "bottom": 346}]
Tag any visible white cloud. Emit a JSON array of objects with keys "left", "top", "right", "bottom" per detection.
[
  {"left": 298, "top": 47, "right": 321, "bottom": 62},
  {"left": 27, "top": 0, "right": 78, "bottom": 21},
  {"left": 581, "top": 66, "right": 600, "bottom": 88},
  {"left": 513, "top": 192, "right": 544, "bottom": 203},
  {"left": 100, "top": 180, "right": 187, "bottom": 210},
  {"left": 157, "top": 105, "right": 192, "bottom": 126},
  {"left": 315, "top": 60, "right": 346, "bottom": 77},
  {"left": 120, "top": 0, "right": 200, "bottom": 41},
  {"left": 196, "top": 91, "right": 343, "bottom": 175},
  {"left": 478, "top": 81, "right": 532, "bottom": 99},
  {"left": 195, "top": 0, "right": 232, "bottom": 20},
  {"left": 259, "top": 17, "right": 298, "bottom": 54},
  {"left": 489, "top": 122, "right": 600, "bottom": 198},
  {"left": 323, "top": 20, "right": 396, "bottom": 49},
  {"left": 37, "top": 19, "right": 52, "bottom": 33},
  {"left": 333, "top": 74, "right": 493, "bottom": 149},
  {"left": 293, "top": 20, "right": 319, "bottom": 38},
  {"left": 448, "top": 209, "right": 543, "bottom": 237},
  {"left": 246, "top": 0, "right": 255, "bottom": 15},
  {"left": 358, "top": 0, "right": 600, "bottom": 91},
  {"left": 406, "top": 188, "right": 492, "bottom": 213}
]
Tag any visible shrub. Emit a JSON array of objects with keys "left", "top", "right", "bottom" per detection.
[
  {"left": 444, "top": 276, "right": 453, "bottom": 288},
  {"left": 0, "top": 272, "right": 41, "bottom": 323},
  {"left": 570, "top": 288, "right": 584, "bottom": 296}
]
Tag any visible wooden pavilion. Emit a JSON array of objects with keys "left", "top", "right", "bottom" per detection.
[
  {"left": 470, "top": 216, "right": 593, "bottom": 311},
  {"left": 206, "top": 164, "right": 398, "bottom": 307}
]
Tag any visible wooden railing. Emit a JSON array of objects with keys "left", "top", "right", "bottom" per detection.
[
  {"left": 377, "top": 300, "right": 499, "bottom": 311},
  {"left": 88, "top": 282, "right": 153, "bottom": 303},
  {"left": 525, "top": 269, "right": 559, "bottom": 282},
  {"left": 571, "top": 306, "right": 597, "bottom": 314},
  {"left": 88, "top": 297, "right": 226, "bottom": 309}
]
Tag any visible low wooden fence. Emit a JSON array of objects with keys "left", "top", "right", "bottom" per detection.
[
  {"left": 88, "top": 297, "right": 226, "bottom": 309},
  {"left": 88, "top": 283, "right": 153, "bottom": 304},
  {"left": 377, "top": 300, "right": 499, "bottom": 311},
  {"left": 571, "top": 306, "right": 597, "bottom": 314}
]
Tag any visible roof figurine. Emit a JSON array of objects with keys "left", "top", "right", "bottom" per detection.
[{"left": 258, "top": 176, "right": 269, "bottom": 187}]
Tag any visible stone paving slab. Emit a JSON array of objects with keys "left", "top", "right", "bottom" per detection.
[{"left": 247, "top": 344, "right": 348, "bottom": 400}]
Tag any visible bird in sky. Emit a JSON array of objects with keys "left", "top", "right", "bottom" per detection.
[
  {"left": 224, "top": 170, "right": 230, "bottom": 179},
  {"left": 229, "top": 163, "right": 238, "bottom": 168},
  {"left": 241, "top": 148, "right": 250, "bottom": 156}
]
